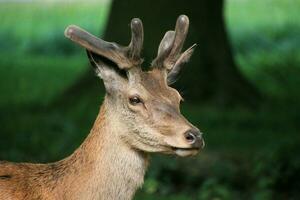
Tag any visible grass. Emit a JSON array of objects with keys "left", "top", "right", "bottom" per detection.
[
  {"left": 0, "top": 53, "right": 87, "bottom": 106},
  {"left": 0, "top": 1, "right": 110, "bottom": 45},
  {"left": 0, "top": 0, "right": 110, "bottom": 107},
  {"left": 0, "top": 0, "right": 300, "bottom": 199}
]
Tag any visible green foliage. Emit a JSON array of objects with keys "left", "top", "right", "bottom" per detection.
[
  {"left": 227, "top": 0, "right": 300, "bottom": 101},
  {"left": 0, "top": 53, "right": 87, "bottom": 106},
  {"left": 198, "top": 178, "right": 234, "bottom": 200},
  {"left": 0, "top": 1, "right": 110, "bottom": 107},
  {"left": 143, "top": 178, "right": 160, "bottom": 194},
  {"left": 251, "top": 143, "right": 300, "bottom": 199},
  {"left": 0, "top": 1, "right": 110, "bottom": 55}
]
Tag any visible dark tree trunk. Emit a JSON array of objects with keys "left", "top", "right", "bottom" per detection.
[{"left": 59, "top": 0, "right": 261, "bottom": 107}]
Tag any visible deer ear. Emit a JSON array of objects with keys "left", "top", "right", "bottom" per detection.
[{"left": 86, "top": 50, "right": 127, "bottom": 93}]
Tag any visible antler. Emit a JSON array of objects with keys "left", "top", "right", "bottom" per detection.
[
  {"left": 152, "top": 15, "right": 196, "bottom": 81},
  {"left": 64, "top": 18, "right": 144, "bottom": 69}
]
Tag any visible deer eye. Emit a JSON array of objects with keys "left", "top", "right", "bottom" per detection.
[{"left": 129, "top": 96, "right": 143, "bottom": 105}]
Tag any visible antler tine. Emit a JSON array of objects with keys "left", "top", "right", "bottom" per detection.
[
  {"left": 128, "top": 18, "right": 144, "bottom": 64},
  {"left": 172, "top": 15, "right": 189, "bottom": 54},
  {"left": 165, "top": 15, "right": 196, "bottom": 83},
  {"left": 165, "top": 15, "right": 190, "bottom": 69},
  {"left": 152, "top": 31, "right": 175, "bottom": 67},
  {"left": 152, "top": 15, "right": 191, "bottom": 71},
  {"left": 65, "top": 24, "right": 141, "bottom": 69},
  {"left": 167, "top": 44, "right": 196, "bottom": 84}
]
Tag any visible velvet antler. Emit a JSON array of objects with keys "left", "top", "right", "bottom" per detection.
[{"left": 64, "top": 18, "right": 144, "bottom": 69}]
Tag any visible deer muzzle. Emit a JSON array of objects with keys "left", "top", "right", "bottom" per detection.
[{"left": 169, "top": 129, "right": 204, "bottom": 157}]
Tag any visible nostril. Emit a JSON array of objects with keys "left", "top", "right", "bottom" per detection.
[{"left": 184, "top": 131, "right": 196, "bottom": 143}]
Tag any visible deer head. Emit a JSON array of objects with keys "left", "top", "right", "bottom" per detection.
[{"left": 65, "top": 15, "right": 204, "bottom": 157}]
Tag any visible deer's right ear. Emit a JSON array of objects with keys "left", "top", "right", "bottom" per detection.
[{"left": 87, "top": 50, "right": 127, "bottom": 93}]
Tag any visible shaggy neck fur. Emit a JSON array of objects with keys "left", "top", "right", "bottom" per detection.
[{"left": 50, "top": 98, "right": 148, "bottom": 200}]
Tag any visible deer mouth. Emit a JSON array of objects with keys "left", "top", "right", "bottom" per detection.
[{"left": 171, "top": 146, "right": 200, "bottom": 157}]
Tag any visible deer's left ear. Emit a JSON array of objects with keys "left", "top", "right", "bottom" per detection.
[{"left": 87, "top": 50, "right": 127, "bottom": 93}]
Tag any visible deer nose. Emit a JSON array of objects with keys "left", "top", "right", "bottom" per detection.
[{"left": 184, "top": 129, "right": 205, "bottom": 149}]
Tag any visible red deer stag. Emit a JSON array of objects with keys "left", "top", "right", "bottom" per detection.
[{"left": 0, "top": 15, "right": 204, "bottom": 200}]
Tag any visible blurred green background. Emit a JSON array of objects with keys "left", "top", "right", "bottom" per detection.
[{"left": 0, "top": 0, "right": 299, "bottom": 199}]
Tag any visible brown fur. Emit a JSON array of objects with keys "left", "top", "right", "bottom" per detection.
[
  {"left": 0, "top": 103, "right": 148, "bottom": 200},
  {"left": 0, "top": 15, "right": 203, "bottom": 200},
  {"left": 0, "top": 68, "right": 202, "bottom": 200}
]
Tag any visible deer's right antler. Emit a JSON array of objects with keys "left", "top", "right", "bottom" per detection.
[{"left": 64, "top": 18, "right": 144, "bottom": 69}]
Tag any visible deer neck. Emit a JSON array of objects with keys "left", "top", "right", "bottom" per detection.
[{"left": 54, "top": 98, "right": 148, "bottom": 200}]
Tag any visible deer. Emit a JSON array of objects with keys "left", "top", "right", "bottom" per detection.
[{"left": 0, "top": 15, "right": 204, "bottom": 200}]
